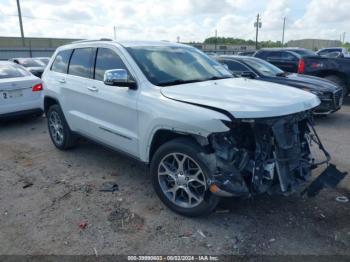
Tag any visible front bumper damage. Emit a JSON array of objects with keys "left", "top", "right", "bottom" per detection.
[
  {"left": 203, "top": 111, "right": 347, "bottom": 197},
  {"left": 314, "top": 89, "right": 343, "bottom": 115}
]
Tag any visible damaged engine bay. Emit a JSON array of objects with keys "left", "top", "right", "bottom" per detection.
[{"left": 204, "top": 111, "right": 346, "bottom": 197}]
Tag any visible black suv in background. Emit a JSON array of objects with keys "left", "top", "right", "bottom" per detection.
[
  {"left": 216, "top": 55, "right": 343, "bottom": 115},
  {"left": 254, "top": 48, "right": 350, "bottom": 96}
]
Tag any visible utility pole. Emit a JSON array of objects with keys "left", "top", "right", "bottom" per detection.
[
  {"left": 254, "top": 14, "right": 262, "bottom": 50},
  {"left": 113, "top": 26, "right": 117, "bottom": 40},
  {"left": 343, "top": 32, "right": 346, "bottom": 44},
  {"left": 176, "top": 36, "right": 180, "bottom": 43},
  {"left": 282, "top": 17, "right": 286, "bottom": 47},
  {"left": 214, "top": 29, "right": 218, "bottom": 52},
  {"left": 16, "top": 0, "right": 25, "bottom": 47}
]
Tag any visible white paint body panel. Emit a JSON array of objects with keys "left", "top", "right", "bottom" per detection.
[
  {"left": 0, "top": 75, "right": 43, "bottom": 115},
  {"left": 42, "top": 40, "right": 320, "bottom": 163},
  {"left": 161, "top": 78, "right": 320, "bottom": 118}
]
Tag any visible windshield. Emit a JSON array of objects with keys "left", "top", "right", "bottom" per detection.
[
  {"left": 17, "top": 58, "right": 45, "bottom": 67},
  {"left": 126, "top": 46, "right": 232, "bottom": 86},
  {"left": 0, "top": 63, "right": 31, "bottom": 79},
  {"left": 243, "top": 58, "right": 284, "bottom": 77}
]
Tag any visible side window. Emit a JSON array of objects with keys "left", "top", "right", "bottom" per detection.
[
  {"left": 267, "top": 51, "right": 283, "bottom": 60},
  {"left": 255, "top": 51, "right": 268, "bottom": 59},
  {"left": 282, "top": 52, "right": 297, "bottom": 61},
  {"left": 51, "top": 49, "right": 72, "bottom": 73},
  {"left": 68, "top": 48, "right": 94, "bottom": 78},
  {"left": 94, "top": 48, "right": 127, "bottom": 81},
  {"left": 318, "top": 50, "right": 328, "bottom": 56},
  {"left": 221, "top": 60, "right": 249, "bottom": 72}
]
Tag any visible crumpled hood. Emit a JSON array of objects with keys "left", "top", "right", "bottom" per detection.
[{"left": 161, "top": 78, "right": 320, "bottom": 118}]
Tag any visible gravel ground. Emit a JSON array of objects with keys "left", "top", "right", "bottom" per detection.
[{"left": 0, "top": 98, "right": 349, "bottom": 256}]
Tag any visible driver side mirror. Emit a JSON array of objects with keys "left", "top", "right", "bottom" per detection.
[{"left": 103, "top": 69, "right": 137, "bottom": 90}]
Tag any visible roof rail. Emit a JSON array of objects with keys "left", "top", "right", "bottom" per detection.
[{"left": 70, "top": 38, "right": 113, "bottom": 44}]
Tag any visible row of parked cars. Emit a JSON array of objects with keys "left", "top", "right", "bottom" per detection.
[
  {"left": 238, "top": 47, "right": 350, "bottom": 96},
  {"left": 215, "top": 55, "right": 343, "bottom": 115},
  {"left": 0, "top": 40, "right": 347, "bottom": 216}
]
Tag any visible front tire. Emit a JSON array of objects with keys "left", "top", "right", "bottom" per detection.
[
  {"left": 150, "top": 137, "right": 220, "bottom": 217},
  {"left": 47, "top": 104, "right": 78, "bottom": 150}
]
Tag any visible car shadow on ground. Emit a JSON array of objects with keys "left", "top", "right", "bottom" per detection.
[{"left": 0, "top": 114, "right": 44, "bottom": 127}]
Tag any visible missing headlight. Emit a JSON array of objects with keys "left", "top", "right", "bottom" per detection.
[{"left": 207, "top": 111, "right": 333, "bottom": 196}]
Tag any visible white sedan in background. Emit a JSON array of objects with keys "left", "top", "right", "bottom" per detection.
[{"left": 0, "top": 61, "right": 43, "bottom": 119}]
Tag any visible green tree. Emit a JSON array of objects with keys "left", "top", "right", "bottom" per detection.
[
  {"left": 342, "top": 42, "right": 350, "bottom": 51},
  {"left": 203, "top": 37, "right": 284, "bottom": 48}
]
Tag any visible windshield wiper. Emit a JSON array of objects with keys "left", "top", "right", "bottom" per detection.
[
  {"left": 157, "top": 79, "right": 206, "bottom": 87},
  {"left": 157, "top": 76, "right": 233, "bottom": 86},
  {"left": 205, "top": 76, "right": 233, "bottom": 81}
]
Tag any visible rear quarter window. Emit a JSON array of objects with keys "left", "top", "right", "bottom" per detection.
[{"left": 51, "top": 49, "right": 73, "bottom": 74}]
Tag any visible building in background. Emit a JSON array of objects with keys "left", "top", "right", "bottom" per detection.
[
  {"left": 0, "top": 36, "right": 80, "bottom": 60},
  {"left": 0, "top": 36, "right": 256, "bottom": 59},
  {"left": 287, "top": 39, "right": 342, "bottom": 51},
  {"left": 189, "top": 43, "right": 255, "bottom": 55}
]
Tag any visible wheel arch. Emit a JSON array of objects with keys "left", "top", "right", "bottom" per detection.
[
  {"left": 44, "top": 96, "right": 61, "bottom": 114},
  {"left": 148, "top": 129, "right": 209, "bottom": 164}
]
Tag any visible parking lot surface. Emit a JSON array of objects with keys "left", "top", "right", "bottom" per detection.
[{"left": 0, "top": 99, "right": 349, "bottom": 255}]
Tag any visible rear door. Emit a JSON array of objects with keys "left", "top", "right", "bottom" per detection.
[
  {"left": 265, "top": 51, "right": 299, "bottom": 72},
  {"left": 44, "top": 48, "right": 73, "bottom": 112},
  {"left": 62, "top": 48, "right": 96, "bottom": 132}
]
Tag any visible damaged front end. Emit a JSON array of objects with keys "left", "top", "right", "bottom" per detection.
[{"left": 204, "top": 111, "right": 346, "bottom": 197}]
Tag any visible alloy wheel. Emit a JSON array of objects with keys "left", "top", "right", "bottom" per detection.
[
  {"left": 48, "top": 111, "right": 64, "bottom": 145},
  {"left": 157, "top": 153, "right": 207, "bottom": 208}
]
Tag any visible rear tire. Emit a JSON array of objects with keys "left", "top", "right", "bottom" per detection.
[
  {"left": 324, "top": 75, "right": 348, "bottom": 97},
  {"left": 47, "top": 104, "right": 78, "bottom": 150},
  {"left": 150, "top": 137, "right": 220, "bottom": 217}
]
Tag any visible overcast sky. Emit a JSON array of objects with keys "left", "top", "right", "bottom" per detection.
[{"left": 0, "top": 0, "right": 348, "bottom": 43}]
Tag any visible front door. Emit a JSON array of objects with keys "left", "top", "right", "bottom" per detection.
[{"left": 81, "top": 47, "right": 139, "bottom": 156}]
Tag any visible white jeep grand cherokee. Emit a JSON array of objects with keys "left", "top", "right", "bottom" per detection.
[{"left": 42, "top": 39, "right": 342, "bottom": 216}]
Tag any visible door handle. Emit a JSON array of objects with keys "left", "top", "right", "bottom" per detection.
[
  {"left": 58, "top": 78, "right": 66, "bottom": 84},
  {"left": 87, "top": 86, "right": 99, "bottom": 92}
]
